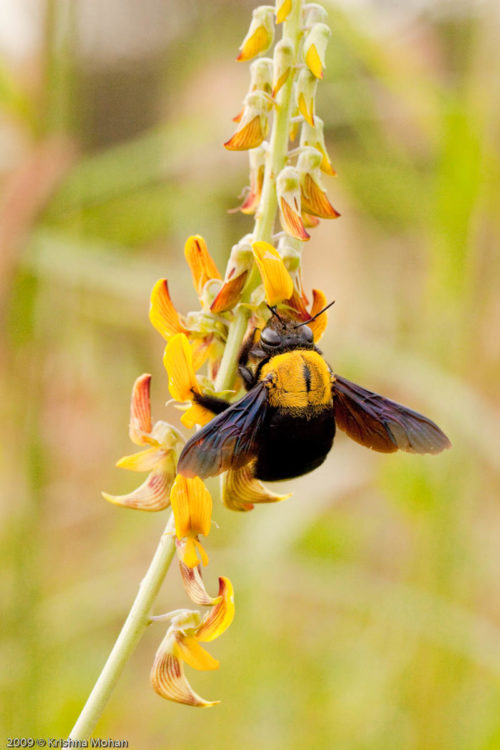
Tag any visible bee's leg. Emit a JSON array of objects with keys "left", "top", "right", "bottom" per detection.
[
  {"left": 238, "top": 327, "right": 258, "bottom": 368},
  {"left": 236, "top": 328, "right": 258, "bottom": 390},
  {"left": 192, "top": 391, "right": 231, "bottom": 415},
  {"left": 238, "top": 365, "right": 255, "bottom": 390}
]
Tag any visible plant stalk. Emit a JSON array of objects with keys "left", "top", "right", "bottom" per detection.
[{"left": 69, "top": 514, "right": 176, "bottom": 739}]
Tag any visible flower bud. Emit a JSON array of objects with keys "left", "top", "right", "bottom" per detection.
[
  {"left": 224, "top": 91, "right": 271, "bottom": 151},
  {"left": 303, "top": 3, "right": 328, "bottom": 26},
  {"left": 296, "top": 68, "right": 317, "bottom": 126},
  {"left": 234, "top": 144, "right": 267, "bottom": 215},
  {"left": 276, "top": 0, "right": 293, "bottom": 24},
  {"left": 237, "top": 5, "right": 275, "bottom": 62},
  {"left": 276, "top": 166, "right": 310, "bottom": 240},
  {"left": 272, "top": 38, "right": 294, "bottom": 97},
  {"left": 211, "top": 235, "right": 254, "bottom": 313},
  {"left": 303, "top": 22, "right": 330, "bottom": 79},
  {"left": 300, "top": 116, "right": 336, "bottom": 175}
]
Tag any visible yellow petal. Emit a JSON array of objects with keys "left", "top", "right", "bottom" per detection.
[
  {"left": 210, "top": 271, "right": 249, "bottom": 313},
  {"left": 149, "top": 279, "right": 187, "bottom": 340},
  {"left": 163, "top": 333, "right": 199, "bottom": 403},
  {"left": 196, "top": 577, "right": 235, "bottom": 643},
  {"left": 298, "top": 92, "right": 315, "bottom": 127},
  {"left": 181, "top": 402, "right": 214, "bottom": 429},
  {"left": 184, "top": 235, "right": 221, "bottom": 297},
  {"left": 224, "top": 116, "right": 265, "bottom": 151},
  {"left": 191, "top": 337, "right": 212, "bottom": 372},
  {"left": 150, "top": 634, "right": 219, "bottom": 707},
  {"left": 128, "top": 373, "right": 152, "bottom": 445},
  {"left": 237, "top": 26, "right": 272, "bottom": 62},
  {"left": 175, "top": 634, "right": 219, "bottom": 671},
  {"left": 279, "top": 196, "right": 311, "bottom": 241},
  {"left": 179, "top": 561, "right": 220, "bottom": 606},
  {"left": 309, "top": 288, "right": 329, "bottom": 342},
  {"left": 318, "top": 146, "right": 336, "bottom": 176},
  {"left": 276, "top": 0, "right": 292, "bottom": 24},
  {"left": 272, "top": 69, "right": 290, "bottom": 98},
  {"left": 102, "top": 455, "right": 175, "bottom": 512},
  {"left": 305, "top": 43, "right": 323, "bottom": 79},
  {"left": 252, "top": 241, "right": 294, "bottom": 306},
  {"left": 223, "top": 463, "right": 291, "bottom": 512},
  {"left": 301, "top": 173, "right": 340, "bottom": 218},
  {"left": 170, "top": 475, "right": 212, "bottom": 539},
  {"left": 116, "top": 446, "right": 165, "bottom": 472}
]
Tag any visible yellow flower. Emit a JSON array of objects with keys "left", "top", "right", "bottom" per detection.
[
  {"left": 163, "top": 334, "right": 214, "bottom": 428},
  {"left": 276, "top": 166, "right": 310, "bottom": 241},
  {"left": 102, "top": 375, "right": 181, "bottom": 511},
  {"left": 150, "top": 581, "right": 234, "bottom": 706},
  {"left": 222, "top": 462, "right": 291, "bottom": 512},
  {"left": 237, "top": 6, "right": 275, "bottom": 62},
  {"left": 252, "top": 241, "right": 294, "bottom": 306},
  {"left": 170, "top": 475, "right": 212, "bottom": 568}
]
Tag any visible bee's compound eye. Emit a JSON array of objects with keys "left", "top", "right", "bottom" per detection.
[
  {"left": 261, "top": 327, "right": 281, "bottom": 346},
  {"left": 302, "top": 325, "right": 314, "bottom": 342}
]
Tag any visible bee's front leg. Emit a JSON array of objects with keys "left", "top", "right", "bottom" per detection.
[{"left": 238, "top": 328, "right": 259, "bottom": 390}]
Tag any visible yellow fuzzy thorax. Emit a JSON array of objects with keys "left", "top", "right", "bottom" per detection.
[{"left": 259, "top": 349, "right": 332, "bottom": 411}]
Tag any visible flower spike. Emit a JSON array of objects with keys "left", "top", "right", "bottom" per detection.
[
  {"left": 237, "top": 5, "right": 275, "bottom": 62},
  {"left": 252, "top": 241, "right": 294, "bottom": 306}
]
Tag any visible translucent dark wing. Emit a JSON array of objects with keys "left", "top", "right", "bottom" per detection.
[
  {"left": 177, "top": 381, "right": 269, "bottom": 479},
  {"left": 332, "top": 374, "right": 451, "bottom": 454}
]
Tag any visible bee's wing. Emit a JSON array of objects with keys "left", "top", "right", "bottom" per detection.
[
  {"left": 177, "top": 381, "right": 269, "bottom": 479},
  {"left": 332, "top": 374, "right": 451, "bottom": 454}
]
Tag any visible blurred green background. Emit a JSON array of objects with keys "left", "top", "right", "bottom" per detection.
[{"left": 1, "top": 0, "right": 499, "bottom": 747}]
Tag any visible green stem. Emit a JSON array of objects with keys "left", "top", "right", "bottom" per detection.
[
  {"left": 69, "top": 513, "right": 176, "bottom": 739},
  {"left": 215, "top": 1, "right": 303, "bottom": 392}
]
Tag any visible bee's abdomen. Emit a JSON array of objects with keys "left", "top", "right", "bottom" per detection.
[{"left": 255, "top": 407, "right": 336, "bottom": 481}]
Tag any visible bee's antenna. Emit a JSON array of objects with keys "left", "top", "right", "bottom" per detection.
[
  {"left": 294, "top": 300, "right": 335, "bottom": 328},
  {"left": 266, "top": 304, "right": 285, "bottom": 325}
]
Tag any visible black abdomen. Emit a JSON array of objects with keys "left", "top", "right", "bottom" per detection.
[{"left": 255, "top": 407, "right": 336, "bottom": 481}]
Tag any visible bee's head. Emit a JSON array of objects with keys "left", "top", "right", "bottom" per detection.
[
  {"left": 260, "top": 308, "right": 315, "bottom": 353},
  {"left": 259, "top": 301, "right": 335, "bottom": 354}
]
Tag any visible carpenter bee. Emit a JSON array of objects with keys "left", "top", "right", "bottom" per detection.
[{"left": 177, "top": 307, "right": 451, "bottom": 482}]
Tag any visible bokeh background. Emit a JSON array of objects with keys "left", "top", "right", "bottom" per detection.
[{"left": 1, "top": 0, "right": 499, "bottom": 747}]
